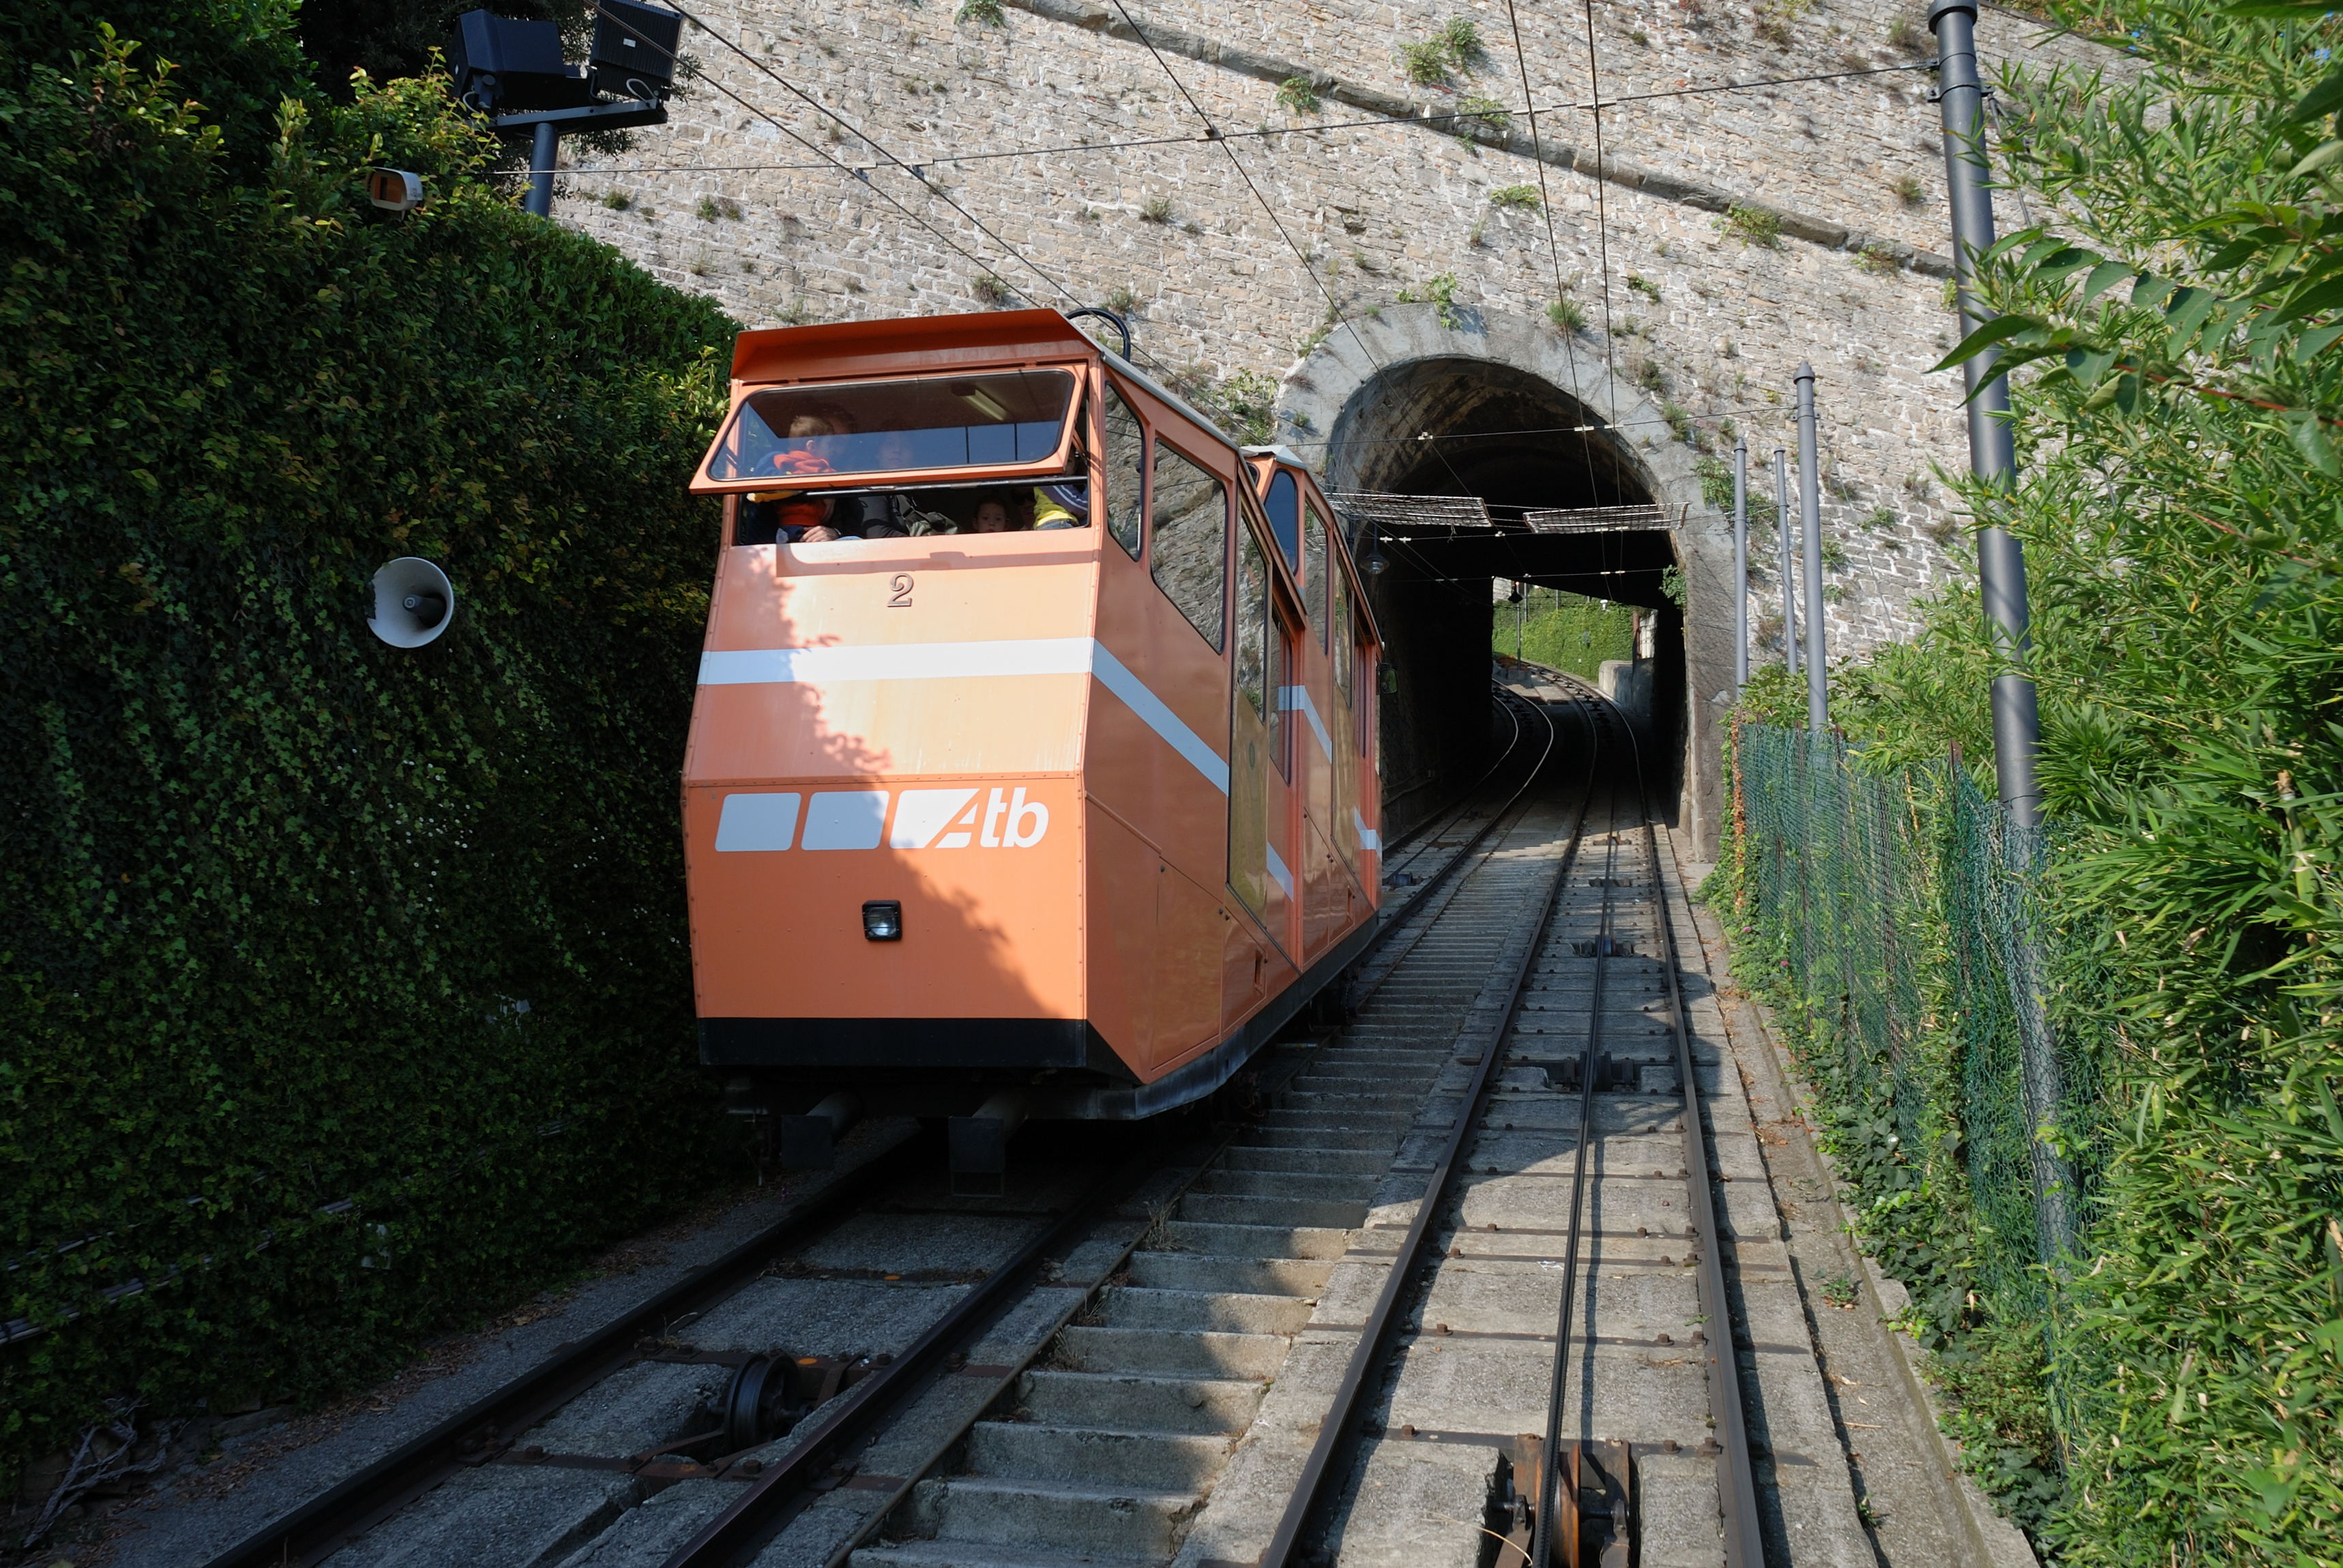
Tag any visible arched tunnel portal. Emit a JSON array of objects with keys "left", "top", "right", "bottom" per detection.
[{"left": 1280, "top": 306, "right": 1733, "bottom": 856}]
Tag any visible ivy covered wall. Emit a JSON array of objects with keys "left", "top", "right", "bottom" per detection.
[{"left": 0, "top": 2, "right": 739, "bottom": 1479}]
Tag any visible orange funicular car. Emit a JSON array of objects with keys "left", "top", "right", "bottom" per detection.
[{"left": 683, "top": 310, "right": 1382, "bottom": 1179}]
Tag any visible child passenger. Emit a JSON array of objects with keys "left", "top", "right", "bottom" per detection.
[{"left": 971, "top": 494, "right": 1018, "bottom": 533}]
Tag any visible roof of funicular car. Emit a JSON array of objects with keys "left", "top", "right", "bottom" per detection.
[{"left": 731, "top": 308, "right": 1106, "bottom": 386}]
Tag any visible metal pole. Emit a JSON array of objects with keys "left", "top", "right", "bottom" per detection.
[
  {"left": 1930, "top": 0, "right": 2042, "bottom": 829},
  {"left": 1733, "top": 437, "right": 1750, "bottom": 694},
  {"left": 1773, "top": 448, "right": 1797, "bottom": 676},
  {"left": 526, "top": 121, "right": 559, "bottom": 218},
  {"left": 1795, "top": 364, "right": 1827, "bottom": 730},
  {"left": 1930, "top": 0, "right": 2069, "bottom": 1260}
]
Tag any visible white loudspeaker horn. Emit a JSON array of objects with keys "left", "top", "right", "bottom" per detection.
[
  {"left": 369, "top": 557, "right": 456, "bottom": 649},
  {"left": 368, "top": 168, "right": 426, "bottom": 213}
]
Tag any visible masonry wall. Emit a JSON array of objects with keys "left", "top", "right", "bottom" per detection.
[{"left": 558, "top": 0, "right": 2112, "bottom": 836}]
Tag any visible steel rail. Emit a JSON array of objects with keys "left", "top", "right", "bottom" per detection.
[
  {"left": 660, "top": 1126, "right": 1186, "bottom": 1567},
  {"left": 1381, "top": 681, "right": 1529, "bottom": 870},
  {"left": 1637, "top": 768, "right": 1767, "bottom": 1568},
  {"left": 201, "top": 683, "right": 1570, "bottom": 1568},
  {"left": 1344, "top": 688, "right": 1563, "bottom": 1001},
  {"left": 1256, "top": 693, "right": 1605, "bottom": 1568},
  {"left": 1551, "top": 665, "right": 1767, "bottom": 1568},
  {"left": 197, "top": 1134, "right": 939, "bottom": 1568},
  {"left": 1531, "top": 760, "right": 1625, "bottom": 1568}
]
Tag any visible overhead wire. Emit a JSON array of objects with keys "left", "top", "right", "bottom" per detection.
[
  {"left": 655, "top": 1, "right": 1194, "bottom": 379},
  {"left": 567, "top": 3, "right": 1836, "bottom": 522},
  {"left": 535, "top": 60, "right": 1936, "bottom": 179},
  {"left": 591, "top": 7, "right": 1035, "bottom": 323},
  {"left": 588, "top": 1, "right": 1198, "bottom": 382},
  {"left": 1581, "top": 0, "right": 1620, "bottom": 421},
  {"left": 1282, "top": 399, "right": 1788, "bottom": 449},
  {"left": 1095, "top": 0, "right": 1482, "bottom": 503},
  {"left": 1499, "top": 0, "right": 1602, "bottom": 508}
]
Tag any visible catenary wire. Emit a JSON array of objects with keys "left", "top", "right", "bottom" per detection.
[
  {"left": 1582, "top": 0, "right": 1620, "bottom": 422},
  {"left": 655, "top": 5, "right": 1123, "bottom": 346},
  {"left": 533, "top": 61, "right": 1936, "bottom": 177},
  {"left": 1095, "top": 0, "right": 1484, "bottom": 501},
  {"left": 1500, "top": 0, "right": 1604, "bottom": 509},
  {"left": 596, "top": 1, "right": 1189, "bottom": 380},
  {"left": 559, "top": 12, "right": 1900, "bottom": 479},
  {"left": 583, "top": 8, "right": 1035, "bottom": 319},
  {"left": 1281, "top": 399, "right": 1791, "bottom": 449},
  {"left": 572, "top": 5, "right": 1842, "bottom": 517}
]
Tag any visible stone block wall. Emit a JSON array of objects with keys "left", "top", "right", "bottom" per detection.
[{"left": 554, "top": 0, "right": 2113, "bottom": 844}]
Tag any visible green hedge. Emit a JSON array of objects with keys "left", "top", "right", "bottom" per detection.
[
  {"left": 0, "top": 15, "right": 740, "bottom": 1480},
  {"left": 1490, "top": 587, "right": 1636, "bottom": 683}
]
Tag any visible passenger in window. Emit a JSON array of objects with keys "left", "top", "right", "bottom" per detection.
[
  {"left": 743, "top": 412, "right": 916, "bottom": 544},
  {"left": 1031, "top": 481, "right": 1089, "bottom": 530},
  {"left": 741, "top": 412, "right": 846, "bottom": 542},
  {"left": 971, "top": 493, "right": 1022, "bottom": 533},
  {"left": 739, "top": 487, "right": 834, "bottom": 544},
  {"left": 834, "top": 493, "right": 910, "bottom": 539}
]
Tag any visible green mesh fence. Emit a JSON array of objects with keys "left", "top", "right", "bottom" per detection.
[{"left": 1734, "top": 724, "right": 2112, "bottom": 1395}]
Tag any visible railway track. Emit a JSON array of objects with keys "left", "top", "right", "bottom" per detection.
[{"left": 196, "top": 672, "right": 1791, "bottom": 1568}]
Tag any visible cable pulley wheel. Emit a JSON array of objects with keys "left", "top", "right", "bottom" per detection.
[{"left": 720, "top": 1355, "right": 798, "bottom": 1452}]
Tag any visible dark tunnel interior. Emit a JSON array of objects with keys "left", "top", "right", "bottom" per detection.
[{"left": 1332, "top": 358, "right": 1688, "bottom": 835}]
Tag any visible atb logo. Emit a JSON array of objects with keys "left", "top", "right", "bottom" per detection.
[
  {"left": 713, "top": 785, "right": 1051, "bottom": 853},
  {"left": 889, "top": 787, "right": 1049, "bottom": 849}
]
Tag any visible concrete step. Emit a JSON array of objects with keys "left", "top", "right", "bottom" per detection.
[
  {"left": 1055, "top": 1325, "right": 1288, "bottom": 1380},
  {"left": 902, "top": 1475, "right": 1199, "bottom": 1558},
  {"left": 963, "top": 1421, "right": 1233, "bottom": 1488},
  {"left": 1097, "top": 1285, "right": 1312, "bottom": 1335},
  {"left": 1253, "top": 1109, "right": 1416, "bottom": 1133},
  {"left": 1187, "top": 1169, "right": 1378, "bottom": 1203},
  {"left": 1123, "top": 1251, "right": 1331, "bottom": 1297},
  {"left": 1158, "top": 1219, "right": 1353, "bottom": 1259},
  {"left": 1215, "top": 1145, "right": 1389, "bottom": 1177},
  {"left": 1264, "top": 1095, "right": 1419, "bottom": 1115},
  {"left": 1237, "top": 1125, "right": 1394, "bottom": 1151},
  {"left": 1288, "top": 1061, "right": 1443, "bottom": 1081},
  {"left": 1174, "top": 1192, "right": 1368, "bottom": 1230},
  {"left": 853, "top": 1539, "right": 1158, "bottom": 1568},
  {"left": 1018, "top": 1369, "right": 1263, "bottom": 1434},
  {"left": 1281, "top": 1074, "right": 1439, "bottom": 1098}
]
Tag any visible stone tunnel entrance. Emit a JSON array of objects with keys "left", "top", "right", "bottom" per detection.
[{"left": 1281, "top": 309, "right": 1719, "bottom": 848}]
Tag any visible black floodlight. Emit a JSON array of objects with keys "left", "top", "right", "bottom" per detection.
[
  {"left": 590, "top": 0, "right": 685, "bottom": 100},
  {"left": 861, "top": 900, "right": 903, "bottom": 941},
  {"left": 448, "top": 10, "right": 593, "bottom": 113}
]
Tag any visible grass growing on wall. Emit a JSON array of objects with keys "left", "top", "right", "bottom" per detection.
[
  {"left": 1490, "top": 586, "right": 1635, "bottom": 682},
  {"left": 0, "top": 7, "right": 740, "bottom": 1484}
]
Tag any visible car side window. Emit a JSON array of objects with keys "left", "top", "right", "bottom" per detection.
[
  {"left": 1304, "top": 504, "right": 1329, "bottom": 647},
  {"left": 1236, "top": 529, "right": 1267, "bottom": 720},
  {"left": 1332, "top": 571, "right": 1354, "bottom": 703},
  {"left": 1151, "top": 442, "right": 1228, "bottom": 652},
  {"left": 1101, "top": 383, "right": 1145, "bottom": 559}
]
